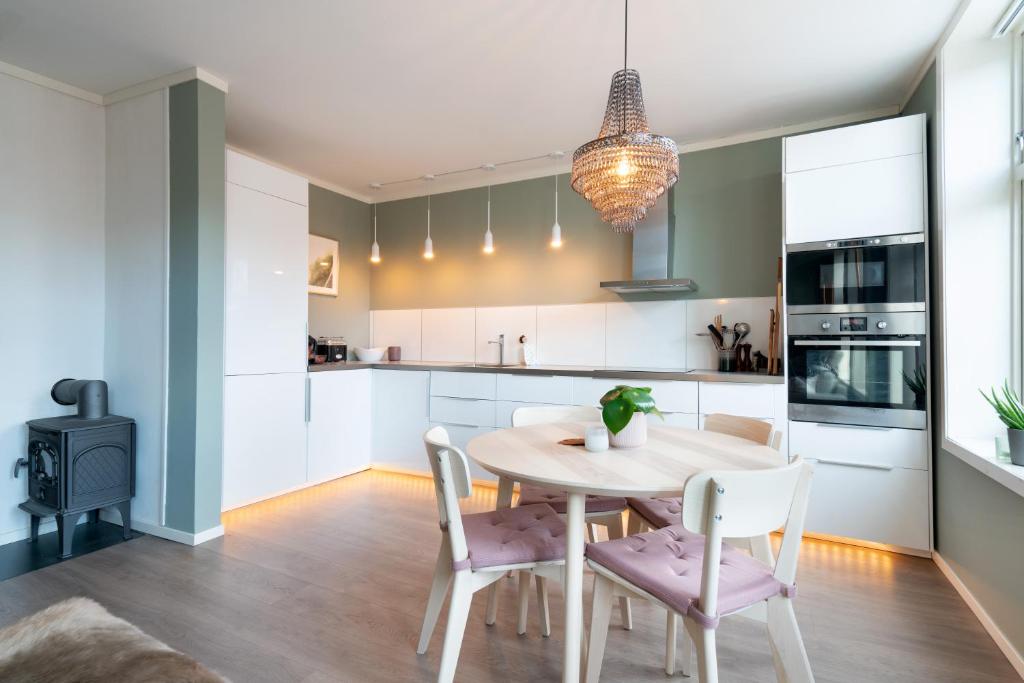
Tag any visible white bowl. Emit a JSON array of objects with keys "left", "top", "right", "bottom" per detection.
[{"left": 354, "top": 347, "right": 386, "bottom": 362}]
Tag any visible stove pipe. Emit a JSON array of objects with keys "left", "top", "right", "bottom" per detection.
[{"left": 51, "top": 379, "right": 108, "bottom": 419}]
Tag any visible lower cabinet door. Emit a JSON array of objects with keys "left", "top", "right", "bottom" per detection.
[
  {"left": 803, "top": 460, "right": 930, "bottom": 551},
  {"left": 372, "top": 370, "right": 430, "bottom": 473},
  {"left": 222, "top": 373, "right": 308, "bottom": 511},
  {"left": 430, "top": 422, "right": 496, "bottom": 482},
  {"left": 308, "top": 370, "right": 372, "bottom": 483}
]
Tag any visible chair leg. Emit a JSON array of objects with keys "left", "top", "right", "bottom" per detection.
[
  {"left": 535, "top": 576, "right": 551, "bottom": 637},
  {"left": 485, "top": 583, "right": 499, "bottom": 626},
  {"left": 516, "top": 570, "right": 531, "bottom": 635},
  {"left": 417, "top": 540, "right": 453, "bottom": 654},
  {"left": 437, "top": 571, "right": 474, "bottom": 683},
  {"left": 603, "top": 514, "right": 632, "bottom": 631},
  {"left": 767, "top": 597, "right": 813, "bottom": 683},
  {"left": 678, "top": 618, "right": 693, "bottom": 676},
  {"left": 665, "top": 611, "right": 677, "bottom": 675},
  {"left": 585, "top": 574, "right": 615, "bottom": 683},
  {"left": 686, "top": 618, "right": 719, "bottom": 683}
]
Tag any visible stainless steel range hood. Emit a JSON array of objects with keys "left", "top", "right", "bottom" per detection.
[{"left": 599, "top": 196, "right": 697, "bottom": 294}]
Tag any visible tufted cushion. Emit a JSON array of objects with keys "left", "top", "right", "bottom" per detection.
[
  {"left": 462, "top": 504, "right": 566, "bottom": 569},
  {"left": 518, "top": 484, "right": 627, "bottom": 514},
  {"left": 627, "top": 496, "right": 681, "bottom": 529},
  {"left": 585, "top": 525, "right": 791, "bottom": 628}
]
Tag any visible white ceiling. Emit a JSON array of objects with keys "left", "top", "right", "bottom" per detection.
[{"left": 0, "top": 1, "right": 958, "bottom": 201}]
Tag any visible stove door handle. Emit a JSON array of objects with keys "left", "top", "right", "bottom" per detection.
[{"left": 13, "top": 457, "right": 28, "bottom": 478}]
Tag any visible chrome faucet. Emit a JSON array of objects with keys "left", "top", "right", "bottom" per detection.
[{"left": 488, "top": 334, "right": 506, "bottom": 366}]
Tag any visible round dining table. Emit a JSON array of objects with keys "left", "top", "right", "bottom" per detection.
[{"left": 466, "top": 421, "right": 786, "bottom": 683}]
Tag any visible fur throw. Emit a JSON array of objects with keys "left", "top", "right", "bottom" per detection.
[{"left": 0, "top": 597, "right": 226, "bottom": 683}]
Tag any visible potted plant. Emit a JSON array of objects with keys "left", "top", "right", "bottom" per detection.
[
  {"left": 980, "top": 381, "right": 1024, "bottom": 466},
  {"left": 600, "top": 385, "right": 663, "bottom": 448}
]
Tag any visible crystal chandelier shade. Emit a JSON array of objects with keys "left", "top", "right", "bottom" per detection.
[{"left": 571, "top": 69, "right": 678, "bottom": 233}]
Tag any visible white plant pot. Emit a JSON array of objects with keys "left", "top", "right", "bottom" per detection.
[{"left": 609, "top": 412, "right": 647, "bottom": 449}]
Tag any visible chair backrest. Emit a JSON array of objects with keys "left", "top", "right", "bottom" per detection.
[
  {"left": 511, "top": 404, "right": 601, "bottom": 427},
  {"left": 423, "top": 426, "right": 473, "bottom": 563},
  {"left": 680, "top": 458, "right": 813, "bottom": 619},
  {"left": 703, "top": 413, "right": 775, "bottom": 447}
]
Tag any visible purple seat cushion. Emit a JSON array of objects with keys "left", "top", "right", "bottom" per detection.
[
  {"left": 462, "top": 504, "right": 566, "bottom": 570},
  {"left": 585, "top": 525, "right": 789, "bottom": 627},
  {"left": 627, "top": 496, "right": 681, "bottom": 529},
  {"left": 518, "top": 484, "right": 626, "bottom": 514}
]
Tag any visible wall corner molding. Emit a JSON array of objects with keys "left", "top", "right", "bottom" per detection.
[
  {"left": 933, "top": 551, "right": 1024, "bottom": 678},
  {"left": 0, "top": 60, "right": 103, "bottom": 104},
  {"left": 103, "top": 67, "right": 229, "bottom": 106}
]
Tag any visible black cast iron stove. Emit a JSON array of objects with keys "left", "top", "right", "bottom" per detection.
[{"left": 14, "top": 379, "right": 135, "bottom": 558}]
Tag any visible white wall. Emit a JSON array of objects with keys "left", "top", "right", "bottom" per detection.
[
  {"left": 104, "top": 90, "right": 168, "bottom": 529},
  {"left": 0, "top": 73, "right": 106, "bottom": 544}
]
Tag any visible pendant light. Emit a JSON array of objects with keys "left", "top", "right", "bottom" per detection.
[
  {"left": 423, "top": 195, "right": 434, "bottom": 260},
  {"left": 482, "top": 186, "right": 494, "bottom": 254},
  {"left": 550, "top": 174, "right": 562, "bottom": 248},
  {"left": 370, "top": 204, "right": 381, "bottom": 264},
  {"left": 570, "top": 0, "right": 679, "bottom": 232}
]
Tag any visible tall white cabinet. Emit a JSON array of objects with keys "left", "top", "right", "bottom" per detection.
[{"left": 222, "top": 150, "right": 310, "bottom": 511}]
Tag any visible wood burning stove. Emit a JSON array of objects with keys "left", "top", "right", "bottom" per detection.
[{"left": 14, "top": 379, "right": 135, "bottom": 559}]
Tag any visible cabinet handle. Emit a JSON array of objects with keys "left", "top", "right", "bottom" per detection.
[
  {"left": 304, "top": 376, "right": 311, "bottom": 423},
  {"left": 811, "top": 457, "right": 894, "bottom": 471},
  {"left": 814, "top": 422, "right": 892, "bottom": 432}
]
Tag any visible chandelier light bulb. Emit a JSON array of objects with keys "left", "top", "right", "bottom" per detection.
[{"left": 615, "top": 157, "right": 633, "bottom": 177}]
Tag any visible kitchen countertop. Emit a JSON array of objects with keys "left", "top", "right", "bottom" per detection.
[{"left": 307, "top": 360, "right": 784, "bottom": 384}]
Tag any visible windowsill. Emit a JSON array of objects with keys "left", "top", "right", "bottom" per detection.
[{"left": 943, "top": 435, "right": 1024, "bottom": 498}]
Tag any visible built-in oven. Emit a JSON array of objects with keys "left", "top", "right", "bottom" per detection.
[
  {"left": 787, "top": 311, "right": 926, "bottom": 429},
  {"left": 786, "top": 233, "right": 926, "bottom": 313}
]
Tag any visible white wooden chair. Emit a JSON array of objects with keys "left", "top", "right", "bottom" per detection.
[
  {"left": 586, "top": 457, "right": 815, "bottom": 683},
  {"left": 506, "top": 405, "right": 632, "bottom": 631},
  {"left": 417, "top": 426, "right": 567, "bottom": 682}
]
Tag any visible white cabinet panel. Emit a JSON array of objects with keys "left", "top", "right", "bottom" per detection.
[
  {"left": 495, "top": 401, "right": 557, "bottom": 428},
  {"left": 429, "top": 423, "right": 496, "bottom": 482},
  {"left": 699, "top": 382, "right": 775, "bottom": 418},
  {"left": 372, "top": 369, "right": 430, "bottom": 471},
  {"left": 496, "top": 374, "right": 572, "bottom": 404},
  {"left": 784, "top": 153, "right": 925, "bottom": 244},
  {"left": 685, "top": 297, "right": 774, "bottom": 371},
  {"left": 573, "top": 378, "right": 698, "bottom": 414},
  {"left": 788, "top": 421, "right": 927, "bottom": 470},
  {"left": 803, "top": 461, "right": 930, "bottom": 551},
  {"left": 662, "top": 412, "right": 699, "bottom": 429},
  {"left": 429, "top": 396, "right": 496, "bottom": 428},
  {"left": 784, "top": 115, "right": 924, "bottom": 173},
  {"left": 371, "top": 309, "right": 422, "bottom": 360},
  {"left": 536, "top": 304, "right": 606, "bottom": 366},
  {"left": 224, "top": 182, "right": 308, "bottom": 375},
  {"left": 307, "top": 370, "right": 372, "bottom": 483},
  {"left": 430, "top": 371, "right": 496, "bottom": 400},
  {"left": 222, "top": 373, "right": 307, "bottom": 511},
  {"left": 422, "top": 308, "right": 476, "bottom": 362},
  {"left": 606, "top": 301, "right": 687, "bottom": 369},
  {"left": 226, "top": 149, "right": 309, "bottom": 206},
  {"left": 476, "top": 306, "right": 536, "bottom": 365}
]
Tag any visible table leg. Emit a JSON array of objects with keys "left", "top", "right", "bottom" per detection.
[
  {"left": 495, "top": 476, "right": 514, "bottom": 510},
  {"left": 563, "top": 491, "right": 585, "bottom": 683}
]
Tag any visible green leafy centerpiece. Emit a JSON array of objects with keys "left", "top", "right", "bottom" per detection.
[
  {"left": 600, "top": 385, "right": 663, "bottom": 448},
  {"left": 981, "top": 381, "right": 1024, "bottom": 466}
]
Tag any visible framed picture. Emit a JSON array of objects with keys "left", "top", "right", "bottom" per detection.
[{"left": 308, "top": 234, "right": 339, "bottom": 296}]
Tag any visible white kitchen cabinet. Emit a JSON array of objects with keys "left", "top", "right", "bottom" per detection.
[
  {"left": 698, "top": 382, "right": 774, "bottom": 419},
  {"left": 227, "top": 149, "right": 309, "bottom": 206},
  {"left": 307, "top": 370, "right": 372, "bottom": 484},
  {"left": 788, "top": 421, "right": 928, "bottom": 470},
  {"left": 222, "top": 373, "right": 308, "bottom": 511},
  {"left": 429, "top": 396, "right": 496, "bottom": 428},
  {"left": 803, "top": 459, "right": 930, "bottom": 552},
  {"left": 372, "top": 369, "right": 430, "bottom": 472},
  {"left": 224, "top": 178, "right": 308, "bottom": 375},
  {"left": 784, "top": 115, "right": 923, "bottom": 173},
  {"left": 573, "top": 377, "right": 698, "bottom": 414},
  {"left": 430, "top": 371, "right": 496, "bottom": 400},
  {"left": 662, "top": 412, "right": 700, "bottom": 429},
  {"left": 429, "top": 422, "right": 496, "bottom": 482},
  {"left": 496, "top": 374, "right": 572, "bottom": 404}
]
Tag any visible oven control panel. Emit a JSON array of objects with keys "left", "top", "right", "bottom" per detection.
[{"left": 789, "top": 311, "right": 926, "bottom": 336}]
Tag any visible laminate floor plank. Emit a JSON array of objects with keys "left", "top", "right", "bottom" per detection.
[{"left": 0, "top": 470, "right": 1016, "bottom": 682}]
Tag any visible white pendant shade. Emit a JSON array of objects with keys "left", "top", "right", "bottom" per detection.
[
  {"left": 550, "top": 174, "right": 563, "bottom": 248},
  {"left": 370, "top": 240, "right": 381, "bottom": 263},
  {"left": 423, "top": 195, "right": 434, "bottom": 260},
  {"left": 482, "top": 186, "right": 494, "bottom": 254}
]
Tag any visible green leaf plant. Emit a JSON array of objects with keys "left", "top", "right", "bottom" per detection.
[
  {"left": 599, "top": 385, "right": 664, "bottom": 434},
  {"left": 980, "top": 380, "right": 1024, "bottom": 430}
]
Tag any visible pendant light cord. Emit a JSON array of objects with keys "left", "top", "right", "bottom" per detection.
[
  {"left": 427, "top": 195, "right": 431, "bottom": 238},
  {"left": 487, "top": 186, "right": 491, "bottom": 230},
  {"left": 373, "top": 204, "right": 377, "bottom": 240},
  {"left": 554, "top": 174, "right": 559, "bottom": 222}
]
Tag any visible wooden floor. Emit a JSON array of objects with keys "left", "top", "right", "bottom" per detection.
[{"left": 0, "top": 470, "right": 1017, "bottom": 682}]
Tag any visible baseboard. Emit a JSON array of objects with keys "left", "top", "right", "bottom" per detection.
[
  {"left": 369, "top": 463, "right": 505, "bottom": 490},
  {"left": 933, "top": 552, "right": 1024, "bottom": 679},
  {"left": 97, "top": 510, "right": 224, "bottom": 547}
]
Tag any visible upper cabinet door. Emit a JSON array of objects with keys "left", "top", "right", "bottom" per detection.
[
  {"left": 225, "top": 181, "right": 308, "bottom": 375},
  {"left": 226, "top": 150, "right": 308, "bottom": 206},
  {"left": 784, "top": 115, "right": 926, "bottom": 245}
]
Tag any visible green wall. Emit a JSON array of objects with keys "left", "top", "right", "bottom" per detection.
[
  {"left": 903, "top": 62, "right": 1024, "bottom": 655},
  {"left": 307, "top": 185, "right": 373, "bottom": 346},
  {"left": 672, "top": 138, "right": 782, "bottom": 297},
  {"left": 165, "top": 80, "right": 225, "bottom": 535}
]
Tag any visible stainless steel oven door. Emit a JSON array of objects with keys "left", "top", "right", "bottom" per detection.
[
  {"left": 786, "top": 233, "right": 926, "bottom": 314},
  {"left": 787, "top": 336, "right": 926, "bottom": 429}
]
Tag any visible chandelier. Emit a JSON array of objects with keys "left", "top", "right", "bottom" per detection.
[{"left": 571, "top": 0, "right": 678, "bottom": 233}]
